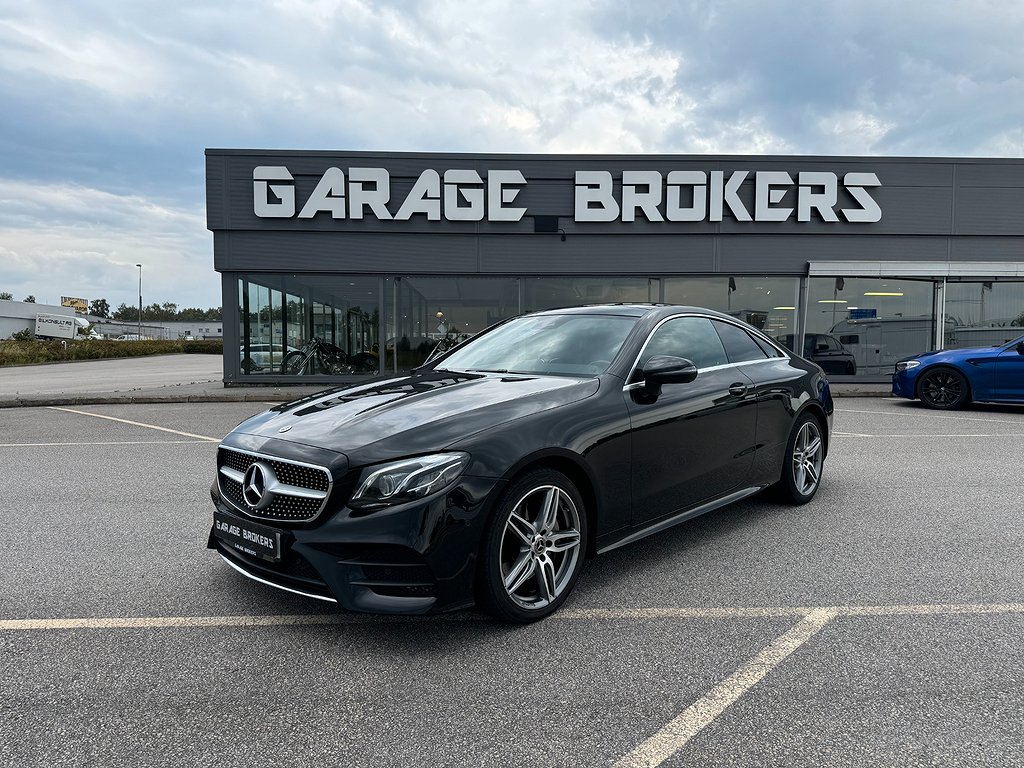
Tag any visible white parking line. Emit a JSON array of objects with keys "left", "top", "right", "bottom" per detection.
[
  {"left": 836, "top": 407, "right": 1024, "bottom": 425},
  {"left": 613, "top": 609, "right": 835, "bottom": 768},
  {"left": 0, "top": 615, "right": 353, "bottom": 631},
  {"left": 4, "top": 602, "right": 1023, "bottom": 631},
  {"left": 834, "top": 432, "right": 1024, "bottom": 438},
  {"left": 0, "top": 440, "right": 214, "bottom": 447},
  {"left": 5, "top": 600, "right": 1023, "bottom": 768},
  {"left": 47, "top": 407, "right": 220, "bottom": 442}
]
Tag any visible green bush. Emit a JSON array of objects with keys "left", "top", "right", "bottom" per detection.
[
  {"left": 181, "top": 339, "right": 223, "bottom": 355},
  {"left": 0, "top": 338, "right": 224, "bottom": 367}
]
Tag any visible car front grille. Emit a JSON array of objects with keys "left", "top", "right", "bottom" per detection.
[{"left": 218, "top": 446, "right": 333, "bottom": 523}]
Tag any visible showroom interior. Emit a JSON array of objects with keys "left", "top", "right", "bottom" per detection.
[{"left": 208, "top": 150, "right": 1024, "bottom": 384}]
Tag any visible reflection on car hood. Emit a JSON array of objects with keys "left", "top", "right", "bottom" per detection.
[
  {"left": 231, "top": 371, "right": 601, "bottom": 460},
  {"left": 906, "top": 344, "right": 1007, "bottom": 362}
]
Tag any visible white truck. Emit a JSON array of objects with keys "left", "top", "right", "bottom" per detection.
[{"left": 34, "top": 313, "right": 78, "bottom": 340}]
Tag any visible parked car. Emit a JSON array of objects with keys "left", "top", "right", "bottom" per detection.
[
  {"left": 776, "top": 333, "right": 857, "bottom": 375},
  {"left": 209, "top": 305, "right": 833, "bottom": 622},
  {"left": 892, "top": 334, "right": 1024, "bottom": 409},
  {"left": 115, "top": 334, "right": 144, "bottom": 341},
  {"left": 240, "top": 342, "right": 297, "bottom": 371}
]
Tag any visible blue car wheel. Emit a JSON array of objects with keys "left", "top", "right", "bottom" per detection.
[{"left": 917, "top": 367, "right": 970, "bottom": 410}]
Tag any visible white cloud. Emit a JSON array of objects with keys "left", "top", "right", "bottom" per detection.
[
  {"left": 1, "top": 0, "right": 1024, "bottom": 305},
  {"left": 0, "top": 181, "right": 214, "bottom": 310}
]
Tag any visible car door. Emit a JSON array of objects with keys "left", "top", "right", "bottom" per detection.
[
  {"left": 625, "top": 315, "right": 758, "bottom": 527},
  {"left": 992, "top": 339, "right": 1024, "bottom": 401}
]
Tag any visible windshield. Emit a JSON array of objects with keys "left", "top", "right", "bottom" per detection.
[{"left": 439, "top": 314, "right": 638, "bottom": 376}]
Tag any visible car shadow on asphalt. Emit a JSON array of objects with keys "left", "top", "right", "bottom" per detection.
[{"left": 892, "top": 399, "right": 1024, "bottom": 416}]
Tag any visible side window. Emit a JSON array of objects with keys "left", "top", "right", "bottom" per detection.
[
  {"left": 750, "top": 332, "right": 783, "bottom": 358},
  {"left": 825, "top": 336, "right": 842, "bottom": 351},
  {"left": 639, "top": 316, "right": 728, "bottom": 370},
  {"left": 713, "top": 321, "right": 770, "bottom": 363}
]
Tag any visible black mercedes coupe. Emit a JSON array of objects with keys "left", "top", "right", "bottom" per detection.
[{"left": 209, "top": 304, "right": 833, "bottom": 622}]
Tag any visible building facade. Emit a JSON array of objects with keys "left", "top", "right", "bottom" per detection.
[{"left": 206, "top": 150, "right": 1024, "bottom": 384}]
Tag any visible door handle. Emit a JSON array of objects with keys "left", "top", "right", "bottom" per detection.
[{"left": 728, "top": 383, "right": 748, "bottom": 396}]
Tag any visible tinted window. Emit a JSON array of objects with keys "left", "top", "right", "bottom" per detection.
[
  {"left": 750, "top": 332, "right": 783, "bottom": 358},
  {"left": 713, "top": 321, "right": 769, "bottom": 363},
  {"left": 442, "top": 313, "right": 637, "bottom": 376},
  {"left": 640, "top": 316, "right": 728, "bottom": 369}
]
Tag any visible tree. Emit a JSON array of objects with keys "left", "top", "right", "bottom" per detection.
[
  {"left": 111, "top": 300, "right": 222, "bottom": 323},
  {"left": 89, "top": 298, "right": 110, "bottom": 318},
  {"left": 23, "top": 295, "right": 36, "bottom": 303},
  {"left": 112, "top": 302, "right": 136, "bottom": 321},
  {"left": 0, "top": 291, "right": 12, "bottom": 300}
]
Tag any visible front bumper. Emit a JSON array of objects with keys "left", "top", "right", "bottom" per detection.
[
  {"left": 891, "top": 369, "right": 919, "bottom": 399},
  {"left": 208, "top": 474, "right": 503, "bottom": 615}
]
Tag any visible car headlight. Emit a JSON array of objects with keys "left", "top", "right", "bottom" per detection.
[
  {"left": 895, "top": 360, "right": 921, "bottom": 372},
  {"left": 350, "top": 452, "right": 470, "bottom": 509}
]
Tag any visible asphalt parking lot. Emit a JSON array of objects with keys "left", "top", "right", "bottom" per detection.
[{"left": 2, "top": 398, "right": 1023, "bottom": 767}]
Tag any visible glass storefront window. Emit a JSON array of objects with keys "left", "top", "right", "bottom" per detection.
[
  {"left": 522, "top": 277, "right": 656, "bottom": 312},
  {"left": 944, "top": 281, "right": 1024, "bottom": 349},
  {"left": 237, "top": 274, "right": 380, "bottom": 377},
  {"left": 390, "top": 277, "right": 519, "bottom": 371},
  {"left": 805, "top": 277, "right": 934, "bottom": 376},
  {"left": 662, "top": 277, "right": 801, "bottom": 338},
  {"left": 233, "top": 271, "right": 1009, "bottom": 382}
]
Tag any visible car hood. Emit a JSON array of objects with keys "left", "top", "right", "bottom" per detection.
[
  {"left": 903, "top": 344, "right": 1006, "bottom": 363},
  {"left": 231, "top": 370, "right": 601, "bottom": 462}
]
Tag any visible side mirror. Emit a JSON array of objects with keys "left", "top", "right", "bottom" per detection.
[
  {"left": 632, "top": 356, "right": 698, "bottom": 403},
  {"left": 643, "top": 355, "right": 699, "bottom": 385},
  {"left": 1016, "top": 341, "right": 1024, "bottom": 355},
  {"left": 816, "top": 343, "right": 829, "bottom": 352}
]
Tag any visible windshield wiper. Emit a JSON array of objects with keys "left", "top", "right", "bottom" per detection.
[{"left": 466, "top": 368, "right": 509, "bottom": 373}]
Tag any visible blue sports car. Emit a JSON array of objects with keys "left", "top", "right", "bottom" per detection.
[{"left": 892, "top": 334, "right": 1024, "bottom": 409}]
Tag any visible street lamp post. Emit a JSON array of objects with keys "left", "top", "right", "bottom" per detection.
[{"left": 136, "top": 264, "right": 142, "bottom": 339}]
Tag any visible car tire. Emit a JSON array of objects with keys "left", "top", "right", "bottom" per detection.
[
  {"left": 777, "top": 412, "right": 825, "bottom": 505},
  {"left": 917, "top": 367, "right": 970, "bottom": 410},
  {"left": 478, "top": 469, "right": 587, "bottom": 623},
  {"left": 844, "top": 361, "right": 856, "bottom": 375}
]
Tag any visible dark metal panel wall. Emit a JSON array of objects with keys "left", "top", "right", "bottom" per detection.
[
  {"left": 477, "top": 235, "right": 716, "bottom": 274},
  {"left": 955, "top": 188, "right": 1024, "bottom": 235},
  {"left": 213, "top": 232, "right": 480, "bottom": 273},
  {"left": 206, "top": 150, "right": 1024, "bottom": 276},
  {"left": 719, "top": 236, "right": 951, "bottom": 273},
  {"left": 949, "top": 236, "right": 1024, "bottom": 261}
]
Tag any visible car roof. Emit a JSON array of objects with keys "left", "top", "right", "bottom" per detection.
[{"left": 527, "top": 303, "right": 744, "bottom": 321}]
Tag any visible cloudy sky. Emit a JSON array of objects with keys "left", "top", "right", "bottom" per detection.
[{"left": 1, "top": 0, "right": 1022, "bottom": 310}]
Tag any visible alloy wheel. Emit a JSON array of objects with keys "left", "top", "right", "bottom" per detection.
[
  {"left": 499, "top": 484, "right": 583, "bottom": 611},
  {"left": 791, "top": 420, "right": 823, "bottom": 497},
  {"left": 919, "top": 369, "right": 965, "bottom": 408}
]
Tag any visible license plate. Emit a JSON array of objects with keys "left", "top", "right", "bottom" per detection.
[{"left": 213, "top": 511, "right": 282, "bottom": 562}]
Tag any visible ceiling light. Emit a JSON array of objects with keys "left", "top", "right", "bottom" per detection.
[
  {"left": 863, "top": 292, "right": 904, "bottom": 296},
  {"left": 818, "top": 299, "right": 847, "bottom": 304},
  {"left": 773, "top": 306, "right": 796, "bottom": 310}
]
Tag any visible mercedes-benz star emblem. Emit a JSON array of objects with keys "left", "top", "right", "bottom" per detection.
[{"left": 242, "top": 461, "right": 276, "bottom": 510}]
